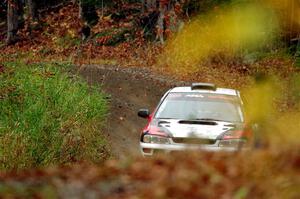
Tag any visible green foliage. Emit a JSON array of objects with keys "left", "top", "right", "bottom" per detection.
[
  {"left": 290, "top": 74, "right": 300, "bottom": 105},
  {"left": 55, "top": 35, "right": 81, "bottom": 48},
  {"left": 183, "top": 0, "right": 262, "bottom": 16},
  {"left": 0, "top": 62, "right": 109, "bottom": 170},
  {"left": 81, "top": 0, "right": 111, "bottom": 7},
  {"left": 183, "top": 0, "right": 232, "bottom": 15},
  {"left": 295, "top": 43, "right": 300, "bottom": 68}
]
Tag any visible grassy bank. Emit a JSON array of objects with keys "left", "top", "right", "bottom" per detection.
[{"left": 0, "top": 62, "right": 109, "bottom": 170}]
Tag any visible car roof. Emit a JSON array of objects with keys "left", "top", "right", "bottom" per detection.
[{"left": 169, "top": 86, "right": 238, "bottom": 96}]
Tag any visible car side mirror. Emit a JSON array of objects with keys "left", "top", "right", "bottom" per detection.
[{"left": 138, "top": 109, "right": 150, "bottom": 119}]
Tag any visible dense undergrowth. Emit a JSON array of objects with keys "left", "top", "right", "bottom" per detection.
[{"left": 0, "top": 62, "right": 109, "bottom": 170}]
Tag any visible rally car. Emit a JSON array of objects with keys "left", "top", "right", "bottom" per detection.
[{"left": 138, "top": 83, "right": 253, "bottom": 156}]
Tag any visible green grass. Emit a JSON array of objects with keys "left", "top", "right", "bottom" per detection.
[
  {"left": 55, "top": 35, "right": 82, "bottom": 48},
  {"left": 0, "top": 62, "right": 109, "bottom": 170}
]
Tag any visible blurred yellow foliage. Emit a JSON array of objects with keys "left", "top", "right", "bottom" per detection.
[
  {"left": 242, "top": 77, "right": 300, "bottom": 148},
  {"left": 242, "top": 78, "right": 279, "bottom": 124},
  {"left": 160, "top": 3, "right": 278, "bottom": 69}
]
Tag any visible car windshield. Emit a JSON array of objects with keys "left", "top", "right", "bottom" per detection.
[{"left": 155, "top": 92, "right": 243, "bottom": 122}]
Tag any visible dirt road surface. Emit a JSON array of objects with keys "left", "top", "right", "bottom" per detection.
[{"left": 79, "top": 65, "right": 188, "bottom": 158}]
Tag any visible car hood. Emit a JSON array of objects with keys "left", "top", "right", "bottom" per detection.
[{"left": 152, "top": 119, "right": 242, "bottom": 140}]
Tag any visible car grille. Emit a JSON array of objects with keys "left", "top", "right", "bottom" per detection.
[{"left": 172, "top": 138, "right": 216, "bottom": 145}]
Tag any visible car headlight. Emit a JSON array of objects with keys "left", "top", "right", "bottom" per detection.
[
  {"left": 143, "top": 135, "right": 170, "bottom": 144},
  {"left": 218, "top": 139, "right": 246, "bottom": 148}
]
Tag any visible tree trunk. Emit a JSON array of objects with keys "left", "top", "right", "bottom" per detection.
[
  {"left": 146, "top": 0, "right": 156, "bottom": 10},
  {"left": 79, "top": 0, "right": 98, "bottom": 26},
  {"left": 79, "top": 0, "right": 99, "bottom": 40},
  {"left": 141, "top": 0, "right": 145, "bottom": 13},
  {"left": 27, "top": 0, "right": 38, "bottom": 22},
  {"left": 157, "top": 1, "right": 167, "bottom": 44},
  {"left": 79, "top": 0, "right": 83, "bottom": 20},
  {"left": 6, "top": 0, "right": 20, "bottom": 45}
]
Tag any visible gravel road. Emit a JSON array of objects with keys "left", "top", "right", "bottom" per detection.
[{"left": 79, "top": 65, "right": 188, "bottom": 158}]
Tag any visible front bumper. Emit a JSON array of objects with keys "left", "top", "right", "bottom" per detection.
[{"left": 140, "top": 142, "right": 242, "bottom": 156}]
